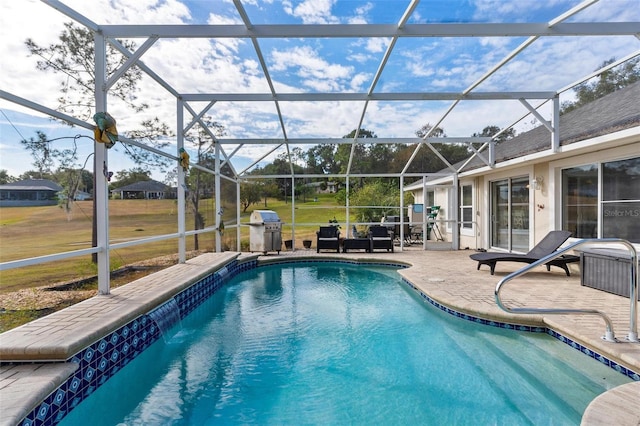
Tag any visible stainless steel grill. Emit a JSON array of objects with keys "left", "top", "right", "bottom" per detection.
[{"left": 249, "top": 210, "right": 282, "bottom": 254}]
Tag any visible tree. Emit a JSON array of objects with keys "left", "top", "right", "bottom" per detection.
[
  {"left": 417, "top": 124, "right": 470, "bottom": 170},
  {"left": 20, "top": 131, "right": 55, "bottom": 178},
  {"left": 471, "top": 125, "right": 516, "bottom": 147},
  {"left": 26, "top": 23, "right": 174, "bottom": 168},
  {"left": 338, "top": 128, "right": 376, "bottom": 176},
  {"left": 240, "top": 181, "right": 262, "bottom": 213},
  {"left": 415, "top": 124, "right": 445, "bottom": 139},
  {"left": 27, "top": 23, "right": 174, "bottom": 261},
  {"left": 561, "top": 57, "right": 640, "bottom": 114},
  {"left": 110, "top": 168, "right": 152, "bottom": 189},
  {"left": 253, "top": 152, "right": 305, "bottom": 202},
  {"left": 26, "top": 23, "right": 144, "bottom": 121},
  {"left": 0, "top": 170, "right": 17, "bottom": 185},
  {"left": 184, "top": 118, "right": 226, "bottom": 250},
  {"left": 125, "top": 118, "right": 173, "bottom": 172},
  {"left": 20, "top": 131, "right": 87, "bottom": 215},
  {"left": 392, "top": 124, "right": 451, "bottom": 173},
  {"left": 349, "top": 180, "right": 410, "bottom": 224},
  {"left": 52, "top": 147, "right": 82, "bottom": 216},
  {"left": 307, "top": 143, "right": 339, "bottom": 174},
  {"left": 19, "top": 170, "right": 54, "bottom": 181}
]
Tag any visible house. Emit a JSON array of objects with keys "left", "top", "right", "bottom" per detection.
[
  {"left": 74, "top": 190, "right": 92, "bottom": 201},
  {"left": 0, "top": 179, "right": 62, "bottom": 207},
  {"left": 405, "top": 81, "right": 640, "bottom": 251},
  {"left": 111, "top": 180, "right": 176, "bottom": 199},
  {"left": 305, "top": 181, "right": 339, "bottom": 194}
]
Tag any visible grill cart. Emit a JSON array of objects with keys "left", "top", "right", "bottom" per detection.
[{"left": 249, "top": 210, "right": 283, "bottom": 254}]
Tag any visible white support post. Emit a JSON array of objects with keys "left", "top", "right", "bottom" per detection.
[
  {"left": 345, "top": 176, "right": 350, "bottom": 232},
  {"left": 399, "top": 175, "right": 404, "bottom": 251},
  {"left": 290, "top": 176, "right": 295, "bottom": 250},
  {"left": 422, "top": 177, "right": 427, "bottom": 250},
  {"left": 236, "top": 180, "right": 241, "bottom": 251},
  {"left": 177, "top": 100, "right": 186, "bottom": 263},
  {"left": 346, "top": 176, "right": 350, "bottom": 236},
  {"left": 452, "top": 173, "right": 459, "bottom": 250},
  {"left": 215, "top": 141, "right": 222, "bottom": 252},
  {"left": 94, "top": 33, "right": 110, "bottom": 295},
  {"left": 489, "top": 140, "right": 496, "bottom": 166},
  {"left": 552, "top": 95, "right": 560, "bottom": 152}
]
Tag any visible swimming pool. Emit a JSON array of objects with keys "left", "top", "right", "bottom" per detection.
[{"left": 59, "top": 262, "right": 631, "bottom": 425}]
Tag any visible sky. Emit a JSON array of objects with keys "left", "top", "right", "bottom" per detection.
[{"left": 1, "top": 0, "right": 639, "bottom": 182}]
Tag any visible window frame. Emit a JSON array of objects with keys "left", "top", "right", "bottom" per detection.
[
  {"left": 558, "top": 154, "right": 640, "bottom": 243},
  {"left": 460, "top": 183, "right": 474, "bottom": 236}
]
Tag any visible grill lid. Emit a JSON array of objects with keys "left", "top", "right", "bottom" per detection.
[{"left": 250, "top": 210, "right": 281, "bottom": 224}]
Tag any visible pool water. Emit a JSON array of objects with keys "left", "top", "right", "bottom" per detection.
[{"left": 60, "top": 263, "right": 631, "bottom": 425}]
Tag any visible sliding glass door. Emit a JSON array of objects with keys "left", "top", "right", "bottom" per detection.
[{"left": 490, "top": 177, "right": 529, "bottom": 251}]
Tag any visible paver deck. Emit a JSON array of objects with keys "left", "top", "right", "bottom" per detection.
[{"left": 1, "top": 248, "right": 638, "bottom": 425}]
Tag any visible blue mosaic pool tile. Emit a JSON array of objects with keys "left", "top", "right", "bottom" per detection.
[
  {"left": 21, "top": 309, "right": 165, "bottom": 424},
  {"left": 257, "top": 258, "right": 408, "bottom": 271},
  {"left": 25, "top": 377, "right": 69, "bottom": 426}
]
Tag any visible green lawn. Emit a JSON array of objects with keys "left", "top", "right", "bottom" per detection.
[{"left": 0, "top": 193, "right": 353, "bottom": 293}]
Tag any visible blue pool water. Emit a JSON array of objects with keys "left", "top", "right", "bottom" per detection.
[{"left": 60, "top": 262, "right": 631, "bottom": 425}]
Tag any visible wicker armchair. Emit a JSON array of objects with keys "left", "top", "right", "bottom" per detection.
[
  {"left": 369, "top": 225, "right": 394, "bottom": 252},
  {"left": 316, "top": 226, "right": 341, "bottom": 253}
]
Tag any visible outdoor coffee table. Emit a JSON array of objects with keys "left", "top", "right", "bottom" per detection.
[{"left": 343, "top": 238, "right": 372, "bottom": 253}]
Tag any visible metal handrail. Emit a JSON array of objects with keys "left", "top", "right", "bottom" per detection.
[{"left": 495, "top": 238, "right": 638, "bottom": 343}]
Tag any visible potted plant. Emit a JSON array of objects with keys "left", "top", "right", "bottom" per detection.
[{"left": 303, "top": 239, "right": 312, "bottom": 249}]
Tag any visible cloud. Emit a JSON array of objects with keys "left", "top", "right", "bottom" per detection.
[
  {"left": 0, "top": 1, "right": 70, "bottom": 111},
  {"left": 282, "top": 0, "right": 339, "bottom": 24},
  {"left": 207, "top": 12, "right": 243, "bottom": 25},
  {"left": 99, "top": 0, "right": 192, "bottom": 24},
  {"left": 2, "top": 0, "right": 639, "bottom": 179},
  {"left": 348, "top": 1, "right": 373, "bottom": 24},
  {"left": 269, "top": 45, "right": 354, "bottom": 91},
  {"left": 471, "top": 0, "right": 569, "bottom": 22},
  {"left": 365, "top": 38, "right": 389, "bottom": 54}
]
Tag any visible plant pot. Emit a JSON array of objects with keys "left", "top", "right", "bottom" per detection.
[
  {"left": 284, "top": 239, "right": 293, "bottom": 250},
  {"left": 303, "top": 239, "right": 312, "bottom": 249}
]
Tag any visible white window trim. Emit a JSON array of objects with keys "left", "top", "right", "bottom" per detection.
[
  {"left": 460, "top": 182, "right": 474, "bottom": 237},
  {"left": 550, "top": 143, "right": 640, "bottom": 233},
  {"left": 480, "top": 166, "right": 535, "bottom": 250}
]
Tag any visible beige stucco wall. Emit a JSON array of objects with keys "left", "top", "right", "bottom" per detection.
[
  {"left": 408, "top": 135, "right": 639, "bottom": 252},
  {"left": 469, "top": 142, "right": 639, "bottom": 251},
  {"left": 531, "top": 163, "right": 551, "bottom": 244}
]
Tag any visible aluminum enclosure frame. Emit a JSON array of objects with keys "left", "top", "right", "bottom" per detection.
[{"left": 1, "top": 0, "right": 639, "bottom": 293}]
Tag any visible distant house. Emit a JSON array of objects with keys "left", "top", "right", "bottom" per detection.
[
  {"left": 74, "top": 190, "right": 92, "bottom": 201},
  {"left": 306, "top": 181, "right": 338, "bottom": 194},
  {"left": 0, "top": 179, "right": 62, "bottom": 207},
  {"left": 111, "top": 180, "right": 176, "bottom": 199}
]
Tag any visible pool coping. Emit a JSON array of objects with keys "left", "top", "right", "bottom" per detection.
[
  {"left": 1, "top": 250, "right": 638, "bottom": 425},
  {"left": 0, "top": 252, "right": 243, "bottom": 425}
]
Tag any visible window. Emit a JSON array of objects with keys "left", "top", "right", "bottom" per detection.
[
  {"left": 562, "top": 156, "right": 640, "bottom": 243},
  {"left": 490, "top": 177, "right": 529, "bottom": 251},
  {"left": 562, "top": 164, "right": 598, "bottom": 238},
  {"left": 602, "top": 157, "right": 640, "bottom": 243},
  {"left": 460, "top": 184, "right": 473, "bottom": 230},
  {"left": 425, "top": 189, "right": 435, "bottom": 207}
]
